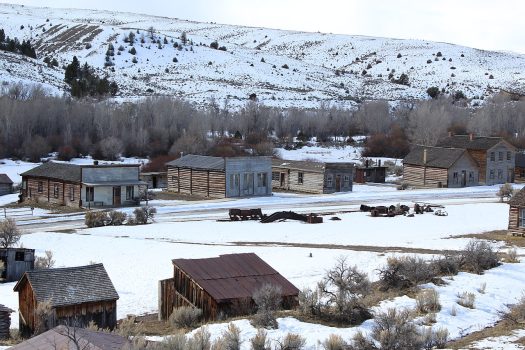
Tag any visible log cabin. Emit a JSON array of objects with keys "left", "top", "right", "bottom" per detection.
[
  {"left": 158, "top": 253, "right": 299, "bottom": 321},
  {"left": 166, "top": 155, "right": 272, "bottom": 198},
  {"left": 13, "top": 264, "right": 119, "bottom": 336},
  {"left": 0, "top": 174, "right": 13, "bottom": 196},
  {"left": 0, "top": 248, "right": 35, "bottom": 283},
  {"left": 272, "top": 159, "right": 353, "bottom": 194},
  {"left": 436, "top": 134, "right": 516, "bottom": 185},
  {"left": 9, "top": 325, "right": 130, "bottom": 350},
  {"left": 19, "top": 162, "right": 147, "bottom": 208},
  {"left": 0, "top": 304, "right": 14, "bottom": 340},
  {"left": 508, "top": 187, "right": 525, "bottom": 236},
  {"left": 403, "top": 145, "right": 479, "bottom": 188}
]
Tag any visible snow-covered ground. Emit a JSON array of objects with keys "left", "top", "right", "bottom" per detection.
[{"left": 0, "top": 3, "right": 524, "bottom": 108}]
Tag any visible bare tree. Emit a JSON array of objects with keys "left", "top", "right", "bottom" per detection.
[
  {"left": 252, "top": 284, "right": 282, "bottom": 329},
  {"left": 35, "top": 250, "right": 55, "bottom": 269},
  {"left": 0, "top": 218, "right": 21, "bottom": 248}
]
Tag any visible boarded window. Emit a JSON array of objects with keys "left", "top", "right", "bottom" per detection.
[
  {"left": 126, "top": 186, "right": 134, "bottom": 200},
  {"left": 53, "top": 184, "right": 59, "bottom": 198},
  {"left": 86, "top": 186, "right": 94, "bottom": 201},
  {"left": 298, "top": 172, "right": 304, "bottom": 184},
  {"left": 230, "top": 174, "right": 240, "bottom": 189},
  {"left": 271, "top": 172, "right": 279, "bottom": 181},
  {"left": 490, "top": 152, "right": 495, "bottom": 161},
  {"left": 344, "top": 175, "right": 350, "bottom": 186},
  {"left": 37, "top": 181, "right": 43, "bottom": 193},
  {"left": 15, "top": 251, "right": 25, "bottom": 261},
  {"left": 326, "top": 175, "right": 333, "bottom": 188},
  {"left": 69, "top": 185, "right": 75, "bottom": 201},
  {"left": 243, "top": 173, "right": 253, "bottom": 190},
  {"left": 507, "top": 152, "right": 512, "bottom": 161}
]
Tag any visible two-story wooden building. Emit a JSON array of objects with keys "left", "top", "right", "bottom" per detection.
[
  {"left": 20, "top": 162, "right": 146, "bottom": 208},
  {"left": 436, "top": 134, "right": 516, "bottom": 185},
  {"left": 14, "top": 264, "right": 119, "bottom": 336},
  {"left": 403, "top": 145, "right": 479, "bottom": 188},
  {"left": 272, "top": 159, "right": 354, "bottom": 194},
  {"left": 166, "top": 155, "right": 272, "bottom": 198}
]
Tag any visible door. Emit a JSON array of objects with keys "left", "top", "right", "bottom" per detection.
[
  {"left": 113, "top": 186, "right": 121, "bottom": 206},
  {"left": 335, "top": 175, "right": 342, "bottom": 192},
  {"left": 508, "top": 168, "right": 515, "bottom": 183},
  {"left": 152, "top": 176, "right": 158, "bottom": 188},
  {"left": 229, "top": 174, "right": 240, "bottom": 197},
  {"left": 461, "top": 171, "right": 467, "bottom": 187},
  {"left": 243, "top": 173, "right": 254, "bottom": 196},
  {"left": 280, "top": 173, "right": 286, "bottom": 188}
]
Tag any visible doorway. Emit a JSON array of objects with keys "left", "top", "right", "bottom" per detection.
[
  {"left": 461, "top": 171, "right": 467, "bottom": 187},
  {"left": 113, "top": 186, "right": 121, "bottom": 206},
  {"left": 336, "top": 175, "right": 342, "bottom": 192},
  {"left": 280, "top": 173, "right": 286, "bottom": 188}
]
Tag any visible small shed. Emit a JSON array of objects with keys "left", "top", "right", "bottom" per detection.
[
  {"left": 159, "top": 253, "right": 299, "bottom": 321},
  {"left": 9, "top": 325, "right": 130, "bottom": 350},
  {"left": 13, "top": 264, "right": 119, "bottom": 336},
  {"left": 508, "top": 187, "right": 525, "bottom": 236},
  {"left": 272, "top": 159, "right": 354, "bottom": 194},
  {"left": 0, "top": 174, "right": 13, "bottom": 196},
  {"left": 0, "top": 304, "right": 14, "bottom": 340},
  {"left": 0, "top": 248, "right": 35, "bottom": 283},
  {"left": 140, "top": 171, "right": 167, "bottom": 189},
  {"left": 354, "top": 160, "right": 387, "bottom": 184}
]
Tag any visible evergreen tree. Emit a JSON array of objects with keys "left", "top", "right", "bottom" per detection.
[{"left": 64, "top": 56, "right": 80, "bottom": 84}]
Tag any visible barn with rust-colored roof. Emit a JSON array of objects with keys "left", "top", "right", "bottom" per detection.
[{"left": 159, "top": 253, "right": 299, "bottom": 320}]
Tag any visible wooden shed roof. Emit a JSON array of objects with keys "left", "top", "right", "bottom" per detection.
[
  {"left": 403, "top": 145, "right": 469, "bottom": 169},
  {"left": 0, "top": 174, "right": 13, "bottom": 184},
  {"left": 172, "top": 253, "right": 299, "bottom": 302},
  {"left": 0, "top": 304, "right": 14, "bottom": 313},
  {"left": 509, "top": 187, "right": 525, "bottom": 207},
  {"left": 436, "top": 135, "right": 514, "bottom": 151},
  {"left": 20, "top": 162, "right": 82, "bottom": 182},
  {"left": 166, "top": 155, "right": 225, "bottom": 171},
  {"left": 272, "top": 159, "right": 326, "bottom": 173},
  {"left": 13, "top": 264, "right": 119, "bottom": 307},
  {"left": 9, "top": 325, "right": 129, "bottom": 350}
]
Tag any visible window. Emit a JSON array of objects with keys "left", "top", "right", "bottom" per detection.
[
  {"left": 507, "top": 152, "right": 511, "bottom": 161},
  {"left": 69, "top": 186, "right": 75, "bottom": 201},
  {"left": 272, "top": 172, "right": 280, "bottom": 181},
  {"left": 499, "top": 152, "right": 503, "bottom": 161},
  {"left": 230, "top": 174, "right": 240, "bottom": 189},
  {"left": 15, "top": 251, "right": 25, "bottom": 261},
  {"left": 243, "top": 173, "right": 253, "bottom": 190},
  {"left": 344, "top": 175, "right": 350, "bottom": 186},
  {"left": 490, "top": 152, "right": 495, "bottom": 161},
  {"left": 326, "top": 175, "right": 333, "bottom": 188},
  {"left": 298, "top": 172, "right": 304, "bottom": 184},
  {"left": 489, "top": 170, "right": 495, "bottom": 179},
  {"left": 257, "top": 173, "right": 267, "bottom": 187},
  {"left": 53, "top": 184, "right": 59, "bottom": 198},
  {"left": 126, "top": 186, "right": 134, "bottom": 200},
  {"left": 86, "top": 186, "right": 94, "bottom": 201},
  {"left": 37, "top": 181, "right": 43, "bottom": 193},
  {"left": 453, "top": 172, "right": 458, "bottom": 184},
  {"left": 498, "top": 169, "right": 503, "bottom": 180},
  {"left": 469, "top": 171, "right": 474, "bottom": 183},
  {"left": 521, "top": 209, "right": 525, "bottom": 228}
]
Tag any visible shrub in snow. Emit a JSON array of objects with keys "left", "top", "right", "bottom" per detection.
[
  {"left": 107, "top": 210, "right": 126, "bottom": 226},
  {"left": 282, "top": 64, "right": 289, "bottom": 69},
  {"left": 378, "top": 256, "right": 437, "bottom": 290},
  {"left": 85, "top": 211, "right": 108, "bottom": 228},
  {"left": 252, "top": 283, "right": 282, "bottom": 329},
  {"left": 416, "top": 288, "right": 441, "bottom": 314},
  {"left": 298, "top": 287, "right": 321, "bottom": 317},
  {"left": 275, "top": 333, "right": 306, "bottom": 350},
  {"left": 496, "top": 183, "right": 514, "bottom": 202},
  {"left": 129, "top": 47, "right": 137, "bottom": 55},
  {"left": 489, "top": 74, "right": 494, "bottom": 79},
  {"left": 427, "top": 86, "right": 440, "bottom": 99},
  {"left": 169, "top": 306, "right": 202, "bottom": 329},
  {"left": 213, "top": 323, "right": 242, "bottom": 350},
  {"left": 397, "top": 53, "right": 402, "bottom": 58},
  {"left": 321, "top": 334, "right": 347, "bottom": 350},
  {"left": 250, "top": 329, "right": 271, "bottom": 350},
  {"left": 35, "top": 250, "right": 55, "bottom": 269},
  {"left": 132, "top": 56, "right": 138, "bottom": 64},
  {"left": 132, "top": 206, "right": 157, "bottom": 224},
  {"left": 460, "top": 240, "right": 499, "bottom": 274},
  {"left": 420, "top": 327, "right": 449, "bottom": 349},
  {"left": 187, "top": 327, "right": 211, "bottom": 350},
  {"left": 0, "top": 218, "right": 21, "bottom": 248},
  {"left": 457, "top": 291, "right": 476, "bottom": 309},
  {"left": 157, "top": 333, "right": 187, "bottom": 350},
  {"left": 506, "top": 247, "right": 520, "bottom": 263},
  {"left": 505, "top": 294, "right": 525, "bottom": 324},
  {"left": 210, "top": 41, "right": 219, "bottom": 49}
]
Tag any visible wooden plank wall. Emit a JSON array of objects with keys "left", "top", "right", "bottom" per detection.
[
  {"left": 515, "top": 168, "right": 525, "bottom": 184},
  {"left": 167, "top": 167, "right": 225, "bottom": 198},
  {"left": 468, "top": 150, "right": 487, "bottom": 183},
  {"left": 17, "top": 280, "right": 36, "bottom": 335},
  {"left": 55, "top": 301, "right": 117, "bottom": 330},
  {"left": 158, "top": 278, "right": 176, "bottom": 321},
  {"left": 403, "top": 164, "right": 448, "bottom": 187},
  {"left": 508, "top": 206, "right": 525, "bottom": 236},
  {"left": 23, "top": 177, "right": 80, "bottom": 208}
]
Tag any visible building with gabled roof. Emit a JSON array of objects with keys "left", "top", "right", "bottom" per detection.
[
  {"left": 20, "top": 161, "right": 146, "bottom": 208},
  {"left": 9, "top": 325, "right": 130, "bottom": 350},
  {"left": 13, "top": 264, "right": 119, "bottom": 336},
  {"left": 159, "top": 253, "right": 299, "bottom": 320},
  {"left": 166, "top": 155, "right": 272, "bottom": 198},
  {"left": 0, "top": 174, "right": 13, "bottom": 196},
  {"left": 403, "top": 145, "right": 479, "bottom": 188},
  {"left": 436, "top": 134, "right": 516, "bottom": 185}
]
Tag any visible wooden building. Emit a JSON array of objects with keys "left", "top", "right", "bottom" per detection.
[
  {"left": 159, "top": 253, "right": 299, "bottom": 321},
  {"left": 166, "top": 155, "right": 272, "bottom": 198},
  {"left": 403, "top": 145, "right": 479, "bottom": 188},
  {"left": 272, "top": 159, "right": 353, "bottom": 194},
  {"left": 140, "top": 171, "right": 167, "bottom": 189},
  {"left": 0, "top": 304, "right": 14, "bottom": 340},
  {"left": 515, "top": 153, "right": 525, "bottom": 183},
  {"left": 354, "top": 160, "right": 387, "bottom": 184},
  {"left": 20, "top": 162, "right": 147, "bottom": 208},
  {"left": 0, "top": 174, "right": 13, "bottom": 196},
  {"left": 0, "top": 248, "right": 35, "bottom": 283},
  {"left": 9, "top": 325, "right": 130, "bottom": 350},
  {"left": 13, "top": 264, "right": 119, "bottom": 336},
  {"left": 436, "top": 134, "right": 516, "bottom": 185},
  {"left": 508, "top": 187, "right": 525, "bottom": 236}
]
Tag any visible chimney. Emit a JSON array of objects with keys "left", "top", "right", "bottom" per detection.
[
  {"left": 423, "top": 149, "right": 427, "bottom": 164},
  {"left": 469, "top": 133, "right": 474, "bottom": 141}
]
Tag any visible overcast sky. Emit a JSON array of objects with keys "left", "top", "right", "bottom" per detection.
[{"left": 2, "top": 0, "right": 524, "bottom": 53}]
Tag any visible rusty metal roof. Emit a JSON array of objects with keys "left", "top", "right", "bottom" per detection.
[{"left": 172, "top": 253, "right": 299, "bottom": 302}]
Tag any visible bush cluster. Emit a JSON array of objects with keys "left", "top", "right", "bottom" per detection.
[{"left": 84, "top": 207, "right": 157, "bottom": 228}]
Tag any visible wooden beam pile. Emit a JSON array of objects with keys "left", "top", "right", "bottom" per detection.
[{"left": 0, "top": 305, "right": 13, "bottom": 340}]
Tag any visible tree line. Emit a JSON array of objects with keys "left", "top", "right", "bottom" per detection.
[
  {"left": 0, "top": 28, "right": 37, "bottom": 59},
  {"left": 1, "top": 83, "right": 524, "bottom": 162}
]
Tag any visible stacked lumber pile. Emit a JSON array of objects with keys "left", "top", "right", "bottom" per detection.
[{"left": 0, "top": 304, "right": 14, "bottom": 340}]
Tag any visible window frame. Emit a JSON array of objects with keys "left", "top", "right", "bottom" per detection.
[
  {"left": 37, "top": 181, "right": 43, "bottom": 193},
  {"left": 53, "top": 183, "right": 59, "bottom": 198},
  {"left": 507, "top": 151, "right": 511, "bottom": 161},
  {"left": 298, "top": 172, "right": 304, "bottom": 185},
  {"left": 69, "top": 185, "right": 75, "bottom": 201},
  {"left": 257, "top": 173, "right": 267, "bottom": 187},
  {"left": 326, "top": 175, "right": 333, "bottom": 188},
  {"left": 489, "top": 169, "right": 495, "bottom": 179},
  {"left": 126, "top": 186, "right": 134, "bottom": 200},
  {"left": 490, "top": 152, "right": 495, "bottom": 161},
  {"left": 499, "top": 152, "right": 503, "bottom": 161},
  {"left": 15, "top": 251, "right": 25, "bottom": 261},
  {"left": 86, "top": 186, "right": 94, "bottom": 202}
]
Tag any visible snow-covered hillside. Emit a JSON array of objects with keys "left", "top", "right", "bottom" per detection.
[{"left": 0, "top": 3, "right": 524, "bottom": 108}]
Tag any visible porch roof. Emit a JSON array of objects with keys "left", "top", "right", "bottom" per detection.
[{"left": 82, "top": 180, "right": 147, "bottom": 187}]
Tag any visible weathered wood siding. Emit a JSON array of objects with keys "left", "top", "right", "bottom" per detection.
[
  {"left": 508, "top": 206, "right": 525, "bottom": 236},
  {"left": 22, "top": 177, "right": 81, "bottom": 208},
  {"left": 515, "top": 167, "right": 525, "bottom": 184},
  {"left": 324, "top": 164, "right": 354, "bottom": 193},
  {"left": 272, "top": 167, "right": 325, "bottom": 194},
  {"left": 403, "top": 165, "right": 448, "bottom": 188},
  {"left": 0, "top": 248, "right": 34, "bottom": 283},
  {"left": 17, "top": 278, "right": 37, "bottom": 336},
  {"left": 0, "top": 183, "right": 11, "bottom": 196},
  {"left": 225, "top": 157, "right": 272, "bottom": 197},
  {"left": 0, "top": 309, "right": 11, "bottom": 340},
  {"left": 167, "top": 167, "right": 226, "bottom": 198},
  {"left": 54, "top": 300, "right": 117, "bottom": 330},
  {"left": 485, "top": 144, "right": 515, "bottom": 185},
  {"left": 447, "top": 152, "right": 480, "bottom": 188},
  {"left": 467, "top": 150, "right": 487, "bottom": 184},
  {"left": 140, "top": 173, "right": 167, "bottom": 189}
]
